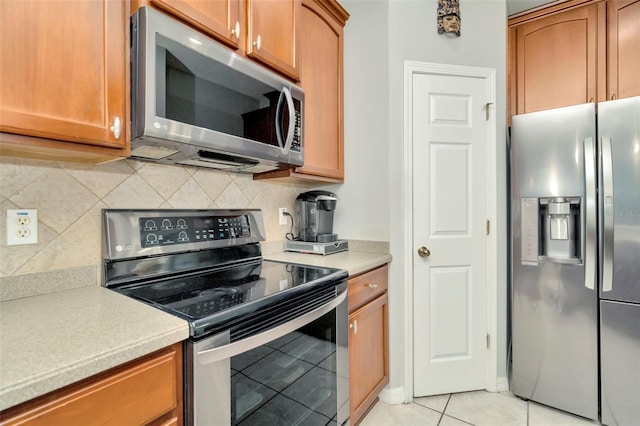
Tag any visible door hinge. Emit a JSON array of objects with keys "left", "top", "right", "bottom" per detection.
[
  {"left": 486, "top": 333, "right": 491, "bottom": 349},
  {"left": 485, "top": 102, "right": 493, "bottom": 121},
  {"left": 486, "top": 219, "right": 490, "bottom": 235}
]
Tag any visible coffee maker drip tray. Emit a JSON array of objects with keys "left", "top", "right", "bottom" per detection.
[{"left": 284, "top": 240, "right": 349, "bottom": 255}]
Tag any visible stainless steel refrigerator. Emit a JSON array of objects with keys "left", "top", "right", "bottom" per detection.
[{"left": 510, "top": 96, "right": 640, "bottom": 425}]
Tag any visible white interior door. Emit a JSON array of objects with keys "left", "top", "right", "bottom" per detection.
[{"left": 412, "top": 71, "right": 490, "bottom": 396}]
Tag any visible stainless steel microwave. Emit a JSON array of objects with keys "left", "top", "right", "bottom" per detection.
[{"left": 130, "top": 7, "right": 304, "bottom": 173}]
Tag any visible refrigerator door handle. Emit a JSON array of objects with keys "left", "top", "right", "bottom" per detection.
[
  {"left": 601, "top": 136, "right": 614, "bottom": 292},
  {"left": 584, "top": 136, "right": 596, "bottom": 290}
]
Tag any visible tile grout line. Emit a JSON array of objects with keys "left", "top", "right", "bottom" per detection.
[{"left": 437, "top": 394, "right": 450, "bottom": 425}]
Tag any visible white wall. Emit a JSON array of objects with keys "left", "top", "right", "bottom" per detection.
[
  {"left": 334, "top": 0, "right": 508, "bottom": 400},
  {"left": 323, "top": 1, "right": 390, "bottom": 242},
  {"left": 388, "top": 0, "right": 508, "bottom": 397}
]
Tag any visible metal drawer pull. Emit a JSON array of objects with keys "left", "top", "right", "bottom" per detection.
[
  {"left": 366, "top": 283, "right": 378, "bottom": 289},
  {"left": 232, "top": 21, "right": 240, "bottom": 39},
  {"left": 350, "top": 320, "right": 358, "bottom": 335},
  {"left": 110, "top": 116, "right": 122, "bottom": 140}
]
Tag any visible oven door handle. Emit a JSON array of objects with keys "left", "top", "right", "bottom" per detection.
[{"left": 196, "top": 289, "right": 347, "bottom": 364}]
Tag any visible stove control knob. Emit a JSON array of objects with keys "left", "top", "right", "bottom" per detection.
[
  {"left": 146, "top": 233, "right": 158, "bottom": 244},
  {"left": 144, "top": 220, "right": 157, "bottom": 230},
  {"left": 162, "top": 219, "right": 172, "bottom": 229},
  {"left": 178, "top": 231, "right": 188, "bottom": 241},
  {"left": 177, "top": 219, "right": 187, "bottom": 229}
]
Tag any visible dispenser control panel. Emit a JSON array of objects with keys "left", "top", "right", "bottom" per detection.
[{"left": 520, "top": 198, "right": 539, "bottom": 264}]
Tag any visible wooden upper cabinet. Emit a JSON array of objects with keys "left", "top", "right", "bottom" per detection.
[
  {"left": 607, "top": 0, "right": 640, "bottom": 100},
  {"left": 508, "top": 0, "right": 639, "bottom": 120},
  {"left": 246, "top": 0, "right": 300, "bottom": 81},
  {"left": 143, "top": 0, "right": 242, "bottom": 49},
  {"left": 254, "top": 0, "right": 348, "bottom": 183},
  {"left": 135, "top": 0, "right": 300, "bottom": 81},
  {"left": 0, "top": 0, "right": 129, "bottom": 158},
  {"left": 296, "top": 0, "right": 345, "bottom": 180},
  {"left": 511, "top": 2, "right": 605, "bottom": 115}
]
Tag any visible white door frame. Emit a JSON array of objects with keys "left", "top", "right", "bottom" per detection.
[{"left": 402, "top": 61, "right": 498, "bottom": 401}]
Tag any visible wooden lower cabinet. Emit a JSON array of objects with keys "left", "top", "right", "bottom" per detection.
[
  {"left": 348, "top": 265, "right": 389, "bottom": 425},
  {"left": 0, "top": 343, "right": 183, "bottom": 426}
]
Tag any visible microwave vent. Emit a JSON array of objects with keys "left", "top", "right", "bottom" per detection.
[{"left": 131, "top": 145, "right": 180, "bottom": 160}]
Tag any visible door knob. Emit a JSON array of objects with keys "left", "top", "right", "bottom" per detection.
[{"left": 417, "top": 246, "right": 431, "bottom": 257}]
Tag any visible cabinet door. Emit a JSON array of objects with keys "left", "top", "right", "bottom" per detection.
[
  {"left": 513, "top": 3, "right": 604, "bottom": 114},
  {"left": 149, "top": 0, "right": 241, "bottom": 48},
  {"left": 251, "top": 0, "right": 347, "bottom": 183},
  {"left": 0, "top": 344, "right": 182, "bottom": 426},
  {"left": 349, "top": 293, "right": 389, "bottom": 425},
  {"left": 607, "top": 0, "right": 640, "bottom": 100},
  {"left": 0, "top": 0, "right": 127, "bottom": 149},
  {"left": 246, "top": 0, "right": 300, "bottom": 81},
  {"left": 297, "top": 0, "right": 345, "bottom": 180}
]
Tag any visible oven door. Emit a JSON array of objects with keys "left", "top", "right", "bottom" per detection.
[{"left": 185, "top": 287, "right": 349, "bottom": 426}]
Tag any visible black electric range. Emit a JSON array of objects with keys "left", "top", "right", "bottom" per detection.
[{"left": 102, "top": 209, "right": 348, "bottom": 339}]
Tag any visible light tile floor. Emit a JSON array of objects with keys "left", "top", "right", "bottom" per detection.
[{"left": 359, "top": 391, "right": 599, "bottom": 426}]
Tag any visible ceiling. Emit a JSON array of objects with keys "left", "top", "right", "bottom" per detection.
[{"left": 507, "top": 0, "right": 558, "bottom": 16}]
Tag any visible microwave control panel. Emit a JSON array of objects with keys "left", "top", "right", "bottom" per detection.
[{"left": 292, "top": 110, "right": 302, "bottom": 151}]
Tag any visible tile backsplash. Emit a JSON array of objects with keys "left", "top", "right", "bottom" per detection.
[{"left": 0, "top": 156, "right": 308, "bottom": 278}]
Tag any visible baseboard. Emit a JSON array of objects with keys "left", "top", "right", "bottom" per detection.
[
  {"left": 496, "top": 376, "right": 509, "bottom": 392},
  {"left": 378, "top": 386, "right": 406, "bottom": 405}
]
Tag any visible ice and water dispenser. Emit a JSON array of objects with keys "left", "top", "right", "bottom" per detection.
[{"left": 520, "top": 197, "right": 582, "bottom": 264}]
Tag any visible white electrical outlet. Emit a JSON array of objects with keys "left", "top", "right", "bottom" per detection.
[
  {"left": 279, "top": 208, "right": 288, "bottom": 225},
  {"left": 7, "top": 209, "right": 38, "bottom": 246}
]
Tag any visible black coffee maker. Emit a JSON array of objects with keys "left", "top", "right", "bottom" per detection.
[{"left": 296, "top": 190, "right": 339, "bottom": 242}]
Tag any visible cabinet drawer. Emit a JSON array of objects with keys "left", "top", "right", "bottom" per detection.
[
  {"left": 1, "top": 346, "right": 180, "bottom": 426},
  {"left": 348, "top": 265, "right": 388, "bottom": 312}
]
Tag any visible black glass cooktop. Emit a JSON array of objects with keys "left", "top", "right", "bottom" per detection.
[{"left": 115, "top": 260, "right": 347, "bottom": 339}]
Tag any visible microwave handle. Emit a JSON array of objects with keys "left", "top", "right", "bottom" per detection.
[{"left": 275, "top": 87, "right": 295, "bottom": 154}]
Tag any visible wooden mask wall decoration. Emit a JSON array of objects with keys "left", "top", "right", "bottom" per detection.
[{"left": 437, "top": 0, "right": 461, "bottom": 37}]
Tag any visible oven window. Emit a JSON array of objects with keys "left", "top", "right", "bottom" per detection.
[{"left": 230, "top": 310, "right": 341, "bottom": 425}]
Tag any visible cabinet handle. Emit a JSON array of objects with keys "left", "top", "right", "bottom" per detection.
[
  {"left": 232, "top": 21, "right": 240, "bottom": 39},
  {"left": 366, "top": 283, "right": 378, "bottom": 289},
  {"left": 350, "top": 319, "right": 358, "bottom": 335},
  {"left": 253, "top": 34, "right": 262, "bottom": 50},
  {"left": 110, "top": 116, "right": 122, "bottom": 140},
  {"left": 611, "top": 93, "right": 617, "bottom": 100},
  {"left": 589, "top": 97, "right": 594, "bottom": 103}
]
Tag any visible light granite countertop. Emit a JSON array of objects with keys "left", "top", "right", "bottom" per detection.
[
  {"left": 0, "top": 286, "right": 189, "bottom": 411},
  {"left": 264, "top": 250, "right": 391, "bottom": 277},
  {"left": 0, "top": 241, "right": 390, "bottom": 412}
]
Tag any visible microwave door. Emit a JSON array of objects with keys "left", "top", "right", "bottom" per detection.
[{"left": 132, "top": 7, "right": 304, "bottom": 170}]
